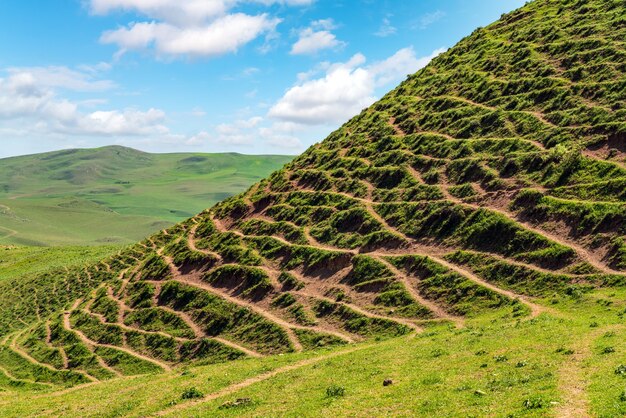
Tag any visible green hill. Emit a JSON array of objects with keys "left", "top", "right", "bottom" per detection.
[
  {"left": 1, "top": 0, "right": 626, "bottom": 416},
  {"left": 0, "top": 146, "right": 293, "bottom": 246}
]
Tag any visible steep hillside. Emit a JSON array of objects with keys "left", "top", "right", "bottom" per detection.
[
  {"left": 1, "top": 0, "right": 625, "bottom": 416},
  {"left": 0, "top": 146, "right": 293, "bottom": 246}
]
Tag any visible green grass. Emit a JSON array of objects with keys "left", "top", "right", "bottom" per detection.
[
  {"left": 2, "top": 289, "right": 624, "bottom": 417},
  {"left": 0, "top": 146, "right": 292, "bottom": 246},
  {"left": 0, "top": 245, "right": 121, "bottom": 283}
]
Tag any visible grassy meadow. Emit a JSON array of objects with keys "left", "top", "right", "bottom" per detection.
[
  {"left": 1, "top": 288, "right": 624, "bottom": 417},
  {"left": 0, "top": 146, "right": 292, "bottom": 246},
  {"left": 0, "top": 245, "right": 122, "bottom": 284}
]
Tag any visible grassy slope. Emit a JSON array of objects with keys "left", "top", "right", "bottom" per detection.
[
  {"left": 2, "top": 290, "right": 624, "bottom": 417},
  {"left": 0, "top": 245, "right": 122, "bottom": 284},
  {"left": 0, "top": 146, "right": 293, "bottom": 246}
]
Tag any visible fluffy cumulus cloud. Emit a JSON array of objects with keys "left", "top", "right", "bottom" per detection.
[
  {"left": 5, "top": 66, "right": 115, "bottom": 92},
  {"left": 90, "top": 0, "right": 235, "bottom": 25},
  {"left": 290, "top": 19, "right": 345, "bottom": 55},
  {"left": 187, "top": 117, "right": 303, "bottom": 150},
  {"left": 91, "top": 0, "right": 314, "bottom": 58},
  {"left": 0, "top": 67, "right": 168, "bottom": 137},
  {"left": 187, "top": 46, "right": 444, "bottom": 153},
  {"left": 269, "top": 47, "right": 446, "bottom": 125},
  {"left": 187, "top": 116, "right": 262, "bottom": 146},
  {"left": 101, "top": 14, "right": 281, "bottom": 57}
]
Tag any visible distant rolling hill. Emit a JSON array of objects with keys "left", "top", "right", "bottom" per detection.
[{"left": 0, "top": 146, "right": 293, "bottom": 246}]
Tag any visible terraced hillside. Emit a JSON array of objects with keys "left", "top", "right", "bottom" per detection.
[{"left": 1, "top": 0, "right": 625, "bottom": 416}]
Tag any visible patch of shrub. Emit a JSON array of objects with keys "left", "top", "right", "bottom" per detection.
[
  {"left": 181, "top": 387, "right": 204, "bottom": 400},
  {"left": 326, "top": 384, "right": 346, "bottom": 398},
  {"left": 523, "top": 396, "right": 544, "bottom": 409}
]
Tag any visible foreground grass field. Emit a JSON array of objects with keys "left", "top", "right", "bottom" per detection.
[
  {"left": 0, "top": 146, "right": 292, "bottom": 246},
  {"left": 1, "top": 289, "right": 623, "bottom": 417}
]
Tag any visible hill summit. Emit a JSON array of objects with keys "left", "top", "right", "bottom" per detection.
[{"left": 1, "top": 0, "right": 625, "bottom": 413}]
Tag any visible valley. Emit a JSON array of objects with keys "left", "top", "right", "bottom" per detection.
[{"left": 0, "top": 146, "right": 292, "bottom": 246}]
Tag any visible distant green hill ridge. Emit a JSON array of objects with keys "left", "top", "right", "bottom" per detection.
[{"left": 0, "top": 146, "right": 293, "bottom": 246}]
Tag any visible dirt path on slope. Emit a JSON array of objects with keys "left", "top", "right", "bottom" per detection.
[
  {"left": 84, "top": 303, "right": 193, "bottom": 345},
  {"left": 211, "top": 196, "right": 548, "bottom": 321},
  {"left": 0, "top": 363, "right": 54, "bottom": 388},
  {"left": 174, "top": 276, "right": 304, "bottom": 351},
  {"left": 9, "top": 332, "right": 59, "bottom": 373},
  {"left": 45, "top": 320, "right": 69, "bottom": 369},
  {"left": 0, "top": 226, "right": 18, "bottom": 239},
  {"left": 106, "top": 286, "right": 132, "bottom": 325},
  {"left": 444, "top": 187, "right": 623, "bottom": 275},
  {"left": 96, "top": 342, "right": 171, "bottom": 372},
  {"left": 158, "top": 306, "right": 204, "bottom": 339},
  {"left": 406, "top": 164, "right": 623, "bottom": 276},
  {"left": 389, "top": 117, "right": 407, "bottom": 136},
  {"left": 300, "top": 291, "right": 422, "bottom": 333},
  {"left": 212, "top": 337, "right": 263, "bottom": 358},
  {"left": 152, "top": 343, "right": 373, "bottom": 417},
  {"left": 9, "top": 330, "right": 98, "bottom": 383},
  {"left": 158, "top": 306, "right": 263, "bottom": 358},
  {"left": 582, "top": 149, "right": 626, "bottom": 171},
  {"left": 177, "top": 274, "right": 354, "bottom": 346},
  {"left": 356, "top": 201, "right": 547, "bottom": 317},
  {"left": 426, "top": 254, "right": 547, "bottom": 318},
  {"left": 555, "top": 325, "right": 624, "bottom": 418},
  {"left": 63, "top": 301, "right": 123, "bottom": 378},
  {"left": 185, "top": 220, "right": 358, "bottom": 344},
  {"left": 442, "top": 94, "right": 557, "bottom": 129},
  {"left": 373, "top": 257, "right": 464, "bottom": 327}
]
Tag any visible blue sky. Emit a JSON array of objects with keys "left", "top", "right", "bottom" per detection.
[{"left": 0, "top": 0, "right": 526, "bottom": 157}]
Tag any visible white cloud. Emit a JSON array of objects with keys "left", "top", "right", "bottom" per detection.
[
  {"left": 269, "top": 47, "right": 445, "bottom": 125},
  {"left": 209, "top": 116, "right": 265, "bottom": 145},
  {"left": 190, "top": 107, "right": 206, "bottom": 117},
  {"left": 242, "top": 67, "right": 260, "bottom": 76},
  {"left": 290, "top": 19, "right": 344, "bottom": 55},
  {"left": 255, "top": 0, "right": 315, "bottom": 5},
  {"left": 415, "top": 10, "right": 445, "bottom": 29},
  {"left": 91, "top": 0, "right": 315, "bottom": 23},
  {"left": 368, "top": 47, "right": 444, "bottom": 87},
  {"left": 186, "top": 116, "right": 303, "bottom": 150},
  {"left": 259, "top": 121, "right": 303, "bottom": 149},
  {"left": 375, "top": 17, "right": 396, "bottom": 37},
  {"left": 91, "top": 0, "right": 314, "bottom": 58},
  {"left": 185, "top": 43, "right": 441, "bottom": 152},
  {"left": 0, "top": 68, "right": 168, "bottom": 137},
  {"left": 309, "top": 19, "right": 335, "bottom": 31},
  {"left": 74, "top": 108, "right": 168, "bottom": 136},
  {"left": 5, "top": 66, "right": 115, "bottom": 92},
  {"left": 101, "top": 14, "right": 280, "bottom": 57},
  {"left": 90, "top": 0, "right": 235, "bottom": 25}
]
